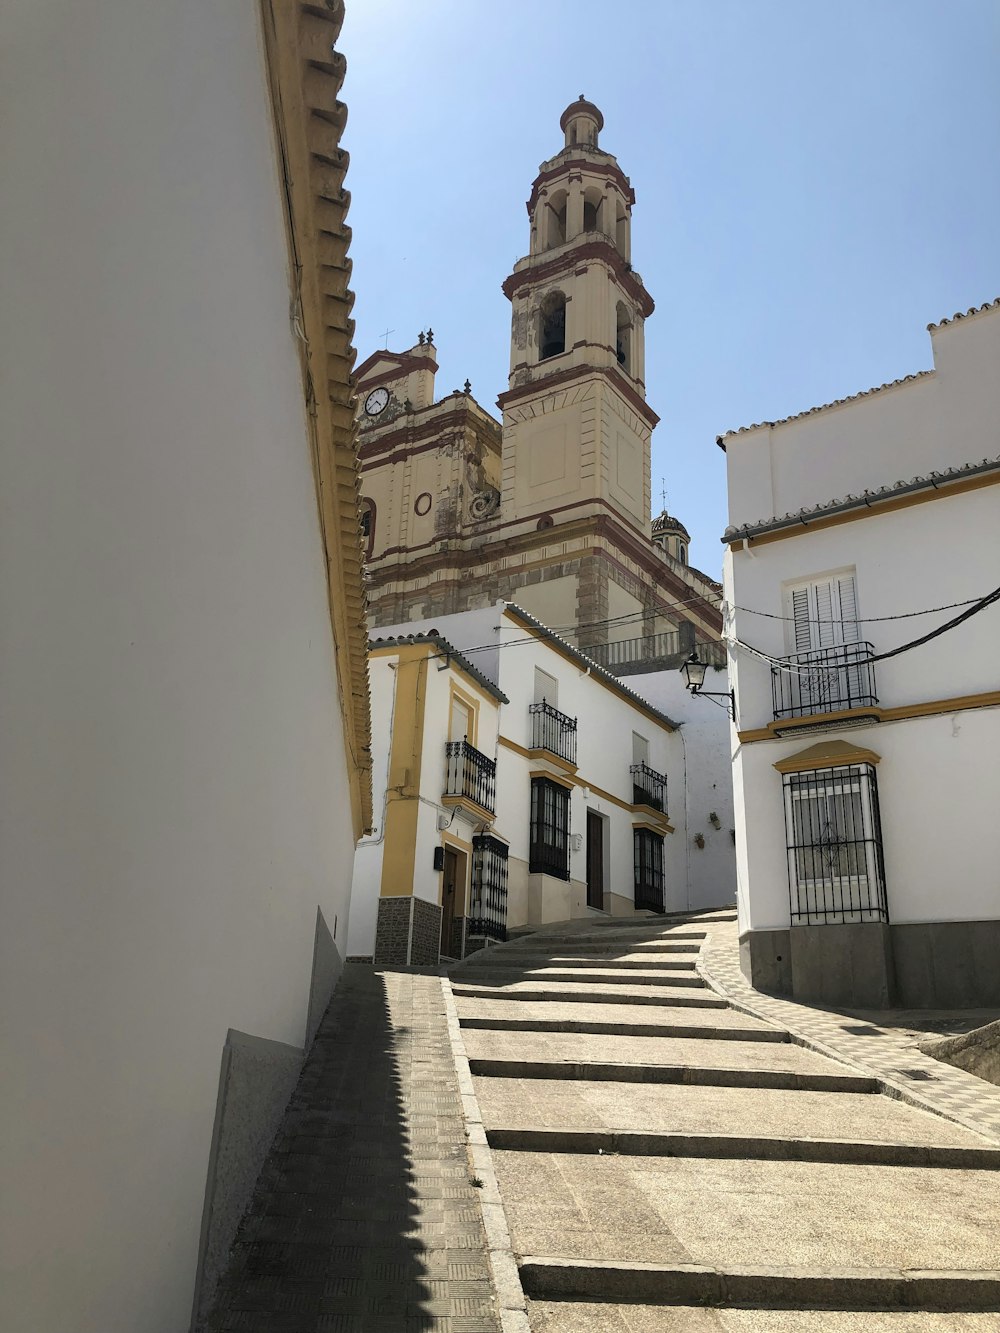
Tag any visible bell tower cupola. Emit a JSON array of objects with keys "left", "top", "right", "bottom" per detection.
[{"left": 498, "top": 99, "right": 658, "bottom": 537}]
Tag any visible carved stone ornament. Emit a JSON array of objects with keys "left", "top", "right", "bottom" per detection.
[{"left": 469, "top": 487, "right": 501, "bottom": 521}]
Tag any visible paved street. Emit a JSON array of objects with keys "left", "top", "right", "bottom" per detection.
[
  {"left": 206, "top": 913, "right": 1000, "bottom": 1331},
  {"left": 452, "top": 911, "right": 1000, "bottom": 1331}
]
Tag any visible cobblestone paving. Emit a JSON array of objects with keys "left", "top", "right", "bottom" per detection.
[
  {"left": 700, "top": 920, "right": 1000, "bottom": 1143},
  {"left": 206, "top": 965, "right": 500, "bottom": 1333}
]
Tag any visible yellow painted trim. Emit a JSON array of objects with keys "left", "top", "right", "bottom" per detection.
[
  {"left": 501, "top": 737, "right": 673, "bottom": 829},
  {"left": 502, "top": 607, "right": 678, "bottom": 732},
  {"left": 773, "top": 739, "right": 881, "bottom": 773},
  {"left": 379, "top": 649, "right": 428, "bottom": 898},
  {"left": 632, "top": 820, "right": 668, "bottom": 835},
  {"left": 529, "top": 768, "right": 576, "bottom": 791},
  {"left": 448, "top": 682, "right": 480, "bottom": 746},
  {"left": 738, "top": 689, "right": 1000, "bottom": 744},
  {"left": 735, "top": 470, "right": 1000, "bottom": 550}
]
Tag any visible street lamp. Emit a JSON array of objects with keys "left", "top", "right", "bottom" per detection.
[{"left": 681, "top": 650, "right": 735, "bottom": 721}]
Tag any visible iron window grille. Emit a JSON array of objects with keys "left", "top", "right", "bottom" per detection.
[
  {"left": 633, "top": 828, "right": 665, "bottom": 913},
  {"left": 529, "top": 700, "right": 578, "bottom": 765},
  {"left": 782, "top": 763, "right": 888, "bottom": 925},
  {"left": 772, "top": 641, "right": 878, "bottom": 721},
  {"left": 630, "top": 761, "right": 667, "bottom": 813},
  {"left": 444, "top": 739, "right": 496, "bottom": 814},
  {"left": 469, "top": 835, "right": 509, "bottom": 943},
  {"left": 529, "top": 776, "right": 570, "bottom": 880}
]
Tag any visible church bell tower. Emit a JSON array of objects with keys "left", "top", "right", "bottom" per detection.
[{"left": 498, "top": 97, "right": 657, "bottom": 538}]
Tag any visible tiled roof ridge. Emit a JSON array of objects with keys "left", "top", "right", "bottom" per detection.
[
  {"left": 368, "top": 632, "right": 509, "bottom": 703},
  {"left": 503, "top": 603, "right": 681, "bottom": 731},
  {"left": 722, "top": 454, "right": 1000, "bottom": 543},
  {"left": 927, "top": 297, "right": 1000, "bottom": 331},
  {"left": 718, "top": 370, "right": 934, "bottom": 442}
]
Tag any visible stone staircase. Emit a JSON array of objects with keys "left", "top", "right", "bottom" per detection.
[{"left": 449, "top": 911, "right": 1000, "bottom": 1330}]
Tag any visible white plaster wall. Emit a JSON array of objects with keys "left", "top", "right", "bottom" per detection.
[
  {"left": 348, "top": 657, "right": 397, "bottom": 957},
  {"left": 1, "top": 5, "right": 358, "bottom": 1330},
  {"left": 733, "top": 709, "right": 1000, "bottom": 931},
  {"left": 727, "top": 488, "right": 999, "bottom": 736},
  {"left": 725, "top": 308, "right": 1000, "bottom": 532},
  {"left": 628, "top": 669, "right": 737, "bottom": 910},
  {"left": 374, "top": 607, "right": 503, "bottom": 686}
]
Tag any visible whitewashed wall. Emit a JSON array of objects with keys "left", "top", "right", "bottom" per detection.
[
  {"left": 1, "top": 5, "right": 358, "bottom": 1330},
  {"left": 724, "top": 307, "right": 1000, "bottom": 939},
  {"left": 628, "top": 668, "right": 737, "bottom": 910}
]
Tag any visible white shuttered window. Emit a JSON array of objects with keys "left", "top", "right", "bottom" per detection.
[{"left": 788, "top": 573, "right": 859, "bottom": 654}]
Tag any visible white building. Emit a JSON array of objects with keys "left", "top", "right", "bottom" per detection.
[
  {"left": 350, "top": 604, "right": 709, "bottom": 965},
  {"left": 2, "top": 5, "right": 371, "bottom": 1330},
  {"left": 722, "top": 299, "right": 1000, "bottom": 1008}
]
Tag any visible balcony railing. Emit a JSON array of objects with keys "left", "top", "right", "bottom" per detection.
[
  {"left": 588, "top": 629, "right": 682, "bottom": 670},
  {"left": 529, "top": 700, "right": 578, "bottom": 766},
  {"left": 771, "top": 641, "right": 878, "bottom": 722},
  {"left": 630, "top": 761, "right": 667, "bottom": 813},
  {"left": 444, "top": 739, "right": 496, "bottom": 814}
]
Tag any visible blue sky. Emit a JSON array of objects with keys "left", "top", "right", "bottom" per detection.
[{"left": 340, "top": 1, "right": 999, "bottom": 576}]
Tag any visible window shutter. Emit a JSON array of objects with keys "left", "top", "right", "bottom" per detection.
[
  {"left": 814, "top": 580, "right": 838, "bottom": 648},
  {"left": 836, "top": 575, "right": 860, "bottom": 644},
  {"left": 792, "top": 587, "right": 812, "bottom": 653}
]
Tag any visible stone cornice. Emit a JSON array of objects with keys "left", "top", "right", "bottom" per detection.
[
  {"left": 260, "top": 0, "right": 372, "bottom": 835},
  {"left": 502, "top": 238, "right": 654, "bottom": 318},
  {"left": 497, "top": 361, "right": 660, "bottom": 432}
]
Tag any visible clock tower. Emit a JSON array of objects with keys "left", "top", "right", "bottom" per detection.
[
  {"left": 499, "top": 97, "right": 655, "bottom": 540},
  {"left": 353, "top": 99, "right": 723, "bottom": 657}
]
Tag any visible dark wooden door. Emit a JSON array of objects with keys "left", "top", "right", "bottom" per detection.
[
  {"left": 440, "top": 847, "right": 458, "bottom": 956},
  {"left": 586, "top": 811, "right": 604, "bottom": 910}
]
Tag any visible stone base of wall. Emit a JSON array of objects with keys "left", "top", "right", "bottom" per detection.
[
  {"left": 446, "top": 915, "right": 467, "bottom": 961},
  {"left": 374, "top": 896, "right": 443, "bottom": 967},
  {"left": 741, "top": 919, "right": 1000, "bottom": 1009},
  {"left": 412, "top": 896, "right": 442, "bottom": 967}
]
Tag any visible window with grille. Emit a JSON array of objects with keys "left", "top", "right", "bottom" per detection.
[
  {"left": 633, "top": 828, "right": 664, "bottom": 913},
  {"left": 783, "top": 763, "right": 887, "bottom": 924},
  {"left": 469, "top": 835, "right": 509, "bottom": 943},
  {"left": 529, "top": 777, "right": 570, "bottom": 880}
]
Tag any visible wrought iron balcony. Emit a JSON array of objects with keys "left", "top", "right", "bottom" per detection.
[
  {"left": 529, "top": 700, "right": 578, "bottom": 766},
  {"left": 444, "top": 739, "right": 496, "bottom": 814},
  {"left": 630, "top": 761, "right": 667, "bottom": 813},
  {"left": 771, "top": 641, "right": 878, "bottom": 723}
]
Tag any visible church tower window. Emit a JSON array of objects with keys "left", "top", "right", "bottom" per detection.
[
  {"left": 539, "top": 291, "right": 567, "bottom": 361},
  {"left": 545, "top": 190, "right": 567, "bottom": 250},
  {"left": 616, "top": 302, "right": 632, "bottom": 373}
]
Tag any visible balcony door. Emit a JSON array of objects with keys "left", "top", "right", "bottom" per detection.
[
  {"left": 787, "top": 573, "right": 860, "bottom": 712},
  {"left": 450, "top": 695, "right": 473, "bottom": 744}
]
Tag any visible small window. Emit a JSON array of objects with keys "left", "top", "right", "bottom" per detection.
[
  {"left": 359, "top": 499, "right": 375, "bottom": 556},
  {"left": 615, "top": 302, "right": 632, "bottom": 373},
  {"left": 530, "top": 777, "right": 570, "bottom": 880},
  {"left": 678, "top": 543, "right": 686, "bottom": 564},
  {"left": 634, "top": 829, "right": 664, "bottom": 913},
  {"left": 534, "top": 668, "right": 558, "bottom": 707}
]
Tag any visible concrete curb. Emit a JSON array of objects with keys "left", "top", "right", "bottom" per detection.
[
  {"left": 439, "top": 976, "right": 529, "bottom": 1333},
  {"left": 484, "top": 1125, "right": 1000, "bottom": 1168},
  {"left": 697, "top": 929, "right": 1000, "bottom": 1147},
  {"left": 468, "top": 1057, "right": 876, "bottom": 1092},
  {"left": 458, "top": 1015, "right": 790, "bottom": 1041},
  {"left": 519, "top": 1257, "right": 1000, "bottom": 1309}
]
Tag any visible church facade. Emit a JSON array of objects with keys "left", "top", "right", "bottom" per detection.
[{"left": 354, "top": 98, "right": 722, "bottom": 665}]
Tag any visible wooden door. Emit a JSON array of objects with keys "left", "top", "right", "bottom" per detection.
[
  {"left": 441, "top": 847, "right": 458, "bottom": 957},
  {"left": 586, "top": 811, "right": 604, "bottom": 910}
]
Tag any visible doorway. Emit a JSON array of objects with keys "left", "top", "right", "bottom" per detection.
[
  {"left": 440, "top": 845, "right": 466, "bottom": 958},
  {"left": 586, "top": 810, "right": 605, "bottom": 910}
]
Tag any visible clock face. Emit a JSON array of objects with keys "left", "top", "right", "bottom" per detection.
[{"left": 364, "top": 387, "right": 390, "bottom": 418}]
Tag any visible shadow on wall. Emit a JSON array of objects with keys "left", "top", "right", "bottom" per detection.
[{"left": 202, "top": 966, "right": 436, "bottom": 1332}]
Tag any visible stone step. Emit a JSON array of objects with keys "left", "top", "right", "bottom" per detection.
[
  {"left": 462, "top": 1030, "right": 834, "bottom": 1073},
  {"left": 526, "top": 1302, "right": 1000, "bottom": 1332},
  {"left": 476, "top": 1080, "right": 989, "bottom": 1150},
  {"left": 451, "top": 968, "right": 707, "bottom": 988},
  {"left": 486, "top": 1126, "right": 1000, "bottom": 1169},
  {"left": 519, "top": 1258, "right": 1000, "bottom": 1312},
  {"left": 508, "top": 926, "right": 708, "bottom": 946},
  {"left": 468, "top": 1057, "right": 876, "bottom": 1093},
  {"left": 459, "top": 1014, "right": 789, "bottom": 1042},
  {"left": 458, "top": 954, "right": 699, "bottom": 971},
  {"left": 451, "top": 985, "right": 723, "bottom": 1008},
  {"left": 474, "top": 938, "right": 703, "bottom": 955},
  {"left": 493, "top": 1152, "right": 1000, "bottom": 1275}
]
